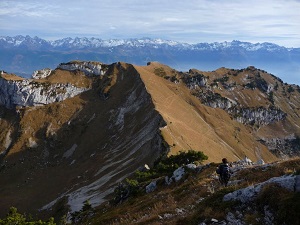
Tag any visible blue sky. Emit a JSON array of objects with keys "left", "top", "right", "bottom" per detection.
[{"left": 1, "top": 0, "right": 300, "bottom": 47}]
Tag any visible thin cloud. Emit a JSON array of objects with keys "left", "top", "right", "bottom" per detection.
[{"left": 0, "top": 0, "right": 299, "bottom": 47}]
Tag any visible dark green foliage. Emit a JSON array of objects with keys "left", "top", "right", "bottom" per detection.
[
  {"left": 163, "top": 75, "right": 180, "bottom": 83},
  {"left": 0, "top": 207, "right": 56, "bottom": 225},
  {"left": 268, "top": 91, "right": 274, "bottom": 104},
  {"left": 274, "top": 82, "right": 279, "bottom": 91},
  {"left": 287, "top": 85, "right": 295, "bottom": 93},
  {"left": 112, "top": 150, "right": 208, "bottom": 204},
  {"left": 243, "top": 81, "right": 256, "bottom": 89},
  {"left": 112, "top": 179, "right": 141, "bottom": 204},
  {"left": 270, "top": 74, "right": 283, "bottom": 83},
  {"left": 162, "top": 150, "right": 208, "bottom": 168},
  {"left": 124, "top": 179, "right": 140, "bottom": 196},
  {"left": 243, "top": 76, "right": 268, "bottom": 92},
  {"left": 135, "top": 170, "right": 157, "bottom": 182},
  {"left": 153, "top": 150, "right": 208, "bottom": 175},
  {"left": 255, "top": 77, "right": 268, "bottom": 92},
  {"left": 71, "top": 200, "right": 94, "bottom": 224}
]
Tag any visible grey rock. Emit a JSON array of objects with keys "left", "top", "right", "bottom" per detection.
[
  {"left": 0, "top": 77, "right": 89, "bottom": 108},
  {"left": 146, "top": 180, "right": 157, "bottom": 193},
  {"left": 32, "top": 68, "right": 52, "bottom": 79},
  {"left": 58, "top": 61, "right": 106, "bottom": 76},
  {"left": 223, "top": 175, "right": 299, "bottom": 203}
]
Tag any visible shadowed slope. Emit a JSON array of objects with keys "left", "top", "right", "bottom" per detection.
[{"left": 0, "top": 62, "right": 166, "bottom": 216}]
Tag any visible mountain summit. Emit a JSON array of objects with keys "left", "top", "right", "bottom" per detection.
[{"left": 0, "top": 61, "right": 299, "bottom": 221}]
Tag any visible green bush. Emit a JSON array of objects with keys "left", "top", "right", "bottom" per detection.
[
  {"left": 287, "top": 86, "right": 295, "bottom": 93},
  {"left": 164, "top": 150, "right": 208, "bottom": 165},
  {"left": 135, "top": 170, "right": 158, "bottom": 182},
  {"left": 0, "top": 207, "right": 56, "bottom": 225},
  {"left": 152, "top": 150, "right": 208, "bottom": 175},
  {"left": 112, "top": 150, "right": 208, "bottom": 204},
  {"left": 71, "top": 200, "right": 94, "bottom": 224}
]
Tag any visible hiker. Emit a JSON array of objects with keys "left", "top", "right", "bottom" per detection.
[{"left": 216, "top": 158, "right": 231, "bottom": 187}]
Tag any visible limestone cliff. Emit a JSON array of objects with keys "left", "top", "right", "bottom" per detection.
[{"left": 0, "top": 77, "right": 89, "bottom": 108}]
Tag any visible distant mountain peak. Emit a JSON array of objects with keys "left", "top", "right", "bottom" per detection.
[
  {"left": 1, "top": 35, "right": 299, "bottom": 85},
  {"left": 0, "top": 35, "right": 289, "bottom": 50}
]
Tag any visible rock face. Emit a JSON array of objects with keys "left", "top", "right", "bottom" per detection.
[
  {"left": 260, "top": 135, "right": 300, "bottom": 157},
  {"left": 58, "top": 61, "right": 107, "bottom": 76},
  {"left": 183, "top": 72, "right": 287, "bottom": 126},
  {"left": 32, "top": 68, "right": 52, "bottom": 79},
  {"left": 182, "top": 73, "right": 208, "bottom": 89},
  {"left": 0, "top": 77, "right": 89, "bottom": 108},
  {"left": 229, "top": 106, "right": 287, "bottom": 126},
  {"left": 195, "top": 91, "right": 237, "bottom": 109},
  {"left": 0, "top": 61, "right": 105, "bottom": 109},
  {"left": 223, "top": 175, "right": 300, "bottom": 203}
]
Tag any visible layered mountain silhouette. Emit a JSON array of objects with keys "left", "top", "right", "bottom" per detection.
[
  {"left": 0, "top": 61, "right": 299, "bottom": 219},
  {"left": 1, "top": 36, "right": 300, "bottom": 85}
]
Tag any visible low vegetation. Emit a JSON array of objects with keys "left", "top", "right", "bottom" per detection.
[
  {"left": 111, "top": 150, "right": 208, "bottom": 204},
  {"left": 0, "top": 207, "right": 55, "bottom": 225},
  {"left": 2, "top": 154, "right": 300, "bottom": 225},
  {"left": 80, "top": 157, "right": 300, "bottom": 225}
]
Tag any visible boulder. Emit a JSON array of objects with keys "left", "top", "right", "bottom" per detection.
[{"left": 223, "top": 175, "right": 300, "bottom": 203}]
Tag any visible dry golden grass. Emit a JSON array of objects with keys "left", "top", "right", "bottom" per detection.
[
  {"left": 135, "top": 63, "right": 278, "bottom": 163},
  {"left": 1, "top": 73, "right": 24, "bottom": 81},
  {"left": 43, "top": 69, "right": 92, "bottom": 88}
]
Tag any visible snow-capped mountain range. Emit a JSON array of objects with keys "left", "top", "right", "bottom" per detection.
[
  {"left": 0, "top": 35, "right": 292, "bottom": 51},
  {"left": 1, "top": 35, "right": 300, "bottom": 84}
]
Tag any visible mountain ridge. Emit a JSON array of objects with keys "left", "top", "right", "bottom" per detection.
[
  {"left": 1, "top": 35, "right": 300, "bottom": 85},
  {"left": 0, "top": 35, "right": 293, "bottom": 51},
  {"left": 0, "top": 60, "right": 299, "bottom": 222}
]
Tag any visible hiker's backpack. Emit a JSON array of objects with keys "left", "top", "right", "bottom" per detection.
[{"left": 220, "top": 164, "right": 230, "bottom": 178}]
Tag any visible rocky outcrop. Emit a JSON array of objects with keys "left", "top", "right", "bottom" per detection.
[
  {"left": 193, "top": 91, "right": 237, "bottom": 110},
  {"left": 32, "top": 68, "right": 52, "bottom": 79},
  {"left": 183, "top": 73, "right": 208, "bottom": 89},
  {"left": 260, "top": 135, "right": 300, "bottom": 157},
  {"left": 193, "top": 90, "right": 286, "bottom": 126},
  {"left": 223, "top": 174, "right": 300, "bottom": 203},
  {"left": 0, "top": 77, "right": 89, "bottom": 108},
  {"left": 58, "top": 61, "right": 107, "bottom": 76},
  {"left": 229, "top": 106, "right": 287, "bottom": 126}
]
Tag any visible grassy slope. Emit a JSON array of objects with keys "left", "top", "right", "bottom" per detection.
[{"left": 135, "top": 63, "right": 277, "bottom": 163}]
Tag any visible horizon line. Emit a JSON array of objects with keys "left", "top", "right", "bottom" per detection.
[{"left": 1, "top": 34, "right": 297, "bottom": 48}]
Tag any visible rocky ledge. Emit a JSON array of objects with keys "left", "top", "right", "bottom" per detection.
[
  {"left": 0, "top": 76, "right": 89, "bottom": 109},
  {"left": 58, "top": 61, "right": 107, "bottom": 76}
]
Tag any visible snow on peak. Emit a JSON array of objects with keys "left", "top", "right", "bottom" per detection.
[{"left": 0, "top": 35, "right": 290, "bottom": 52}]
